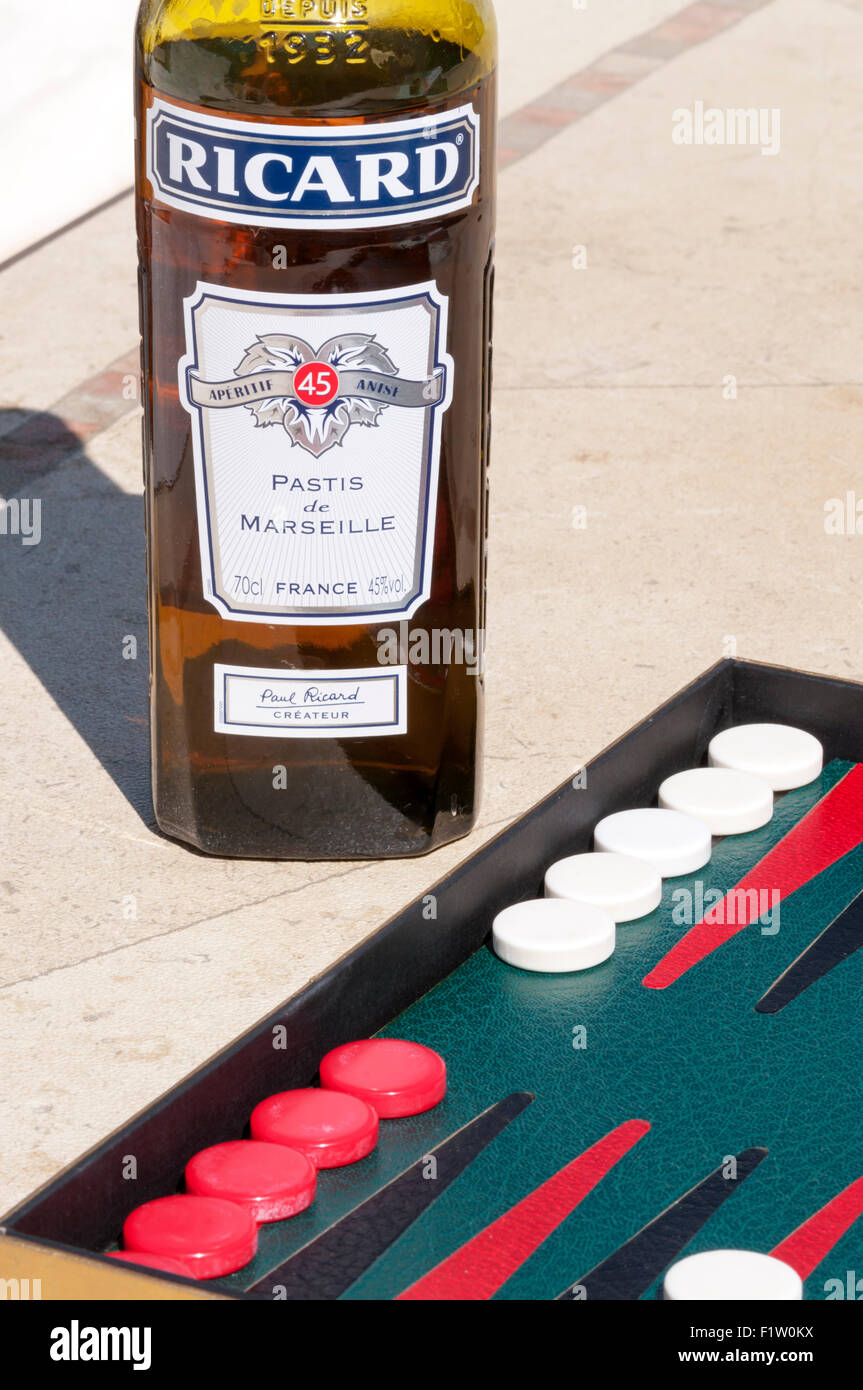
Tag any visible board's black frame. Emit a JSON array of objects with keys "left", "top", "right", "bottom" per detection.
[{"left": 6, "top": 658, "right": 863, "bottom": 1291}]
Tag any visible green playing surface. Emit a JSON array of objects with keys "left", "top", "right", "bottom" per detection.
[{"left": 217, "top": 760, "right": 863, "bottom": 1300}]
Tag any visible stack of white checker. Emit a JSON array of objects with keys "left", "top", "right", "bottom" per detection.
[
  {"left": 492, "top": 723, "right": 823, "bottom": 1301},
  {"left": 492, "top": 723, "right": 823, "bottom": 976}
]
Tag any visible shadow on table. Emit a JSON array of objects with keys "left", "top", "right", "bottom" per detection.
[{"left": 0, "top": 409, "right": 152, "bottom": 824}]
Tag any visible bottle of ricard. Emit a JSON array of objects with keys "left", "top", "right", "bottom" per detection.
[{"left": 136, "top": 1, "right": 497, "bottom": 858}]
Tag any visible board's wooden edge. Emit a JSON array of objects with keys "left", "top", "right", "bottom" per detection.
[{"left": 0, "top": 1234, "right": 226, "bottom": 1301}]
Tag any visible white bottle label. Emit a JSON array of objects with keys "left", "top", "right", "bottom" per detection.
[
  {"left": 214, "top": 664, "right": 407, "bottom": 739},
  {"left": 179, "top": 279, "right": 454, "bottom": 626},
  {"left": 147, "top": 98, "right": 480, "bottom": 230}
]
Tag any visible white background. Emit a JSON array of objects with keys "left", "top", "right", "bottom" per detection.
[{"left": 0, "top": 0, "right": 139, "bottom": 261}]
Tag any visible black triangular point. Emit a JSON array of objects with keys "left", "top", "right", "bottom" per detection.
[
  {"left": 756, "top": 888, "right": 863, "bottom": 1015},
  {"left": 251, "top": 1091, "right": 534, "bottom": 1300},
  {"left": 556, "top": 1146, "right": 769, "bottom": 1301}
]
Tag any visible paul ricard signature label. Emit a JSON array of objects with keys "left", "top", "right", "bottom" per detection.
[
  {"left": 179, "top": 280, "right": 454, "bottom": 627},
  {"left": 215, "top": 664, "right": 407, "bottom": 739}
]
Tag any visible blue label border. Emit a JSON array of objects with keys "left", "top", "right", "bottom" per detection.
[{"left": 147, "top": 98, "right": 480, "bottom": 230}]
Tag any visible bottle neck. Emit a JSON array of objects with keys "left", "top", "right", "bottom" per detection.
[{"left": 138, "top": 2, "right": 497, "bottom": 120}]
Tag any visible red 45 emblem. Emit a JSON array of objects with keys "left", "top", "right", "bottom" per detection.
[{"left": 293, "top": 362, "right": 340, "bottom": 408}]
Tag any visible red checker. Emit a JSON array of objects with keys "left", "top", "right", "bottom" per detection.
[
  {"left": 319, "top": 1038, "right": 447, "bottom": 1118},
  {"left": 123, "top": 1195, "right": 257, "bottom": 1281},
  {"left": 107, "top": 1250, "right": 195, "bottom": 1279},
  {"left": 185, "top": 1140, "right": 316, "bottom": 1224},
  {"left": 250, "top": 1088, "right": 378, "bottom": 1169}
]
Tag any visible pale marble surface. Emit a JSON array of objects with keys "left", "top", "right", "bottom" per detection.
[{"left": 2, "top": 0, "right": 862, "bottom": 1215}]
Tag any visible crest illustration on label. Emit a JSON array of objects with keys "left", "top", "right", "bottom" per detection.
[
  {"left": 179, "top": 280, "right": 453, "bottom": 626},
  {"left": 146, "top": 97, "right": 480, "bottom": 230}
]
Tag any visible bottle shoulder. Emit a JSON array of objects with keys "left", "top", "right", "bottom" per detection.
[{"left": 137, "top": 1, "right": 498, "bottom": 118}]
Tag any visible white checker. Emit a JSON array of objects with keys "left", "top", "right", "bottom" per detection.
[
  {"left": 544, "top": 852, "right": 662, "bottom": 923},
  {"left": 658, "top": 767, "right": 773, "bottom": 836},
  {"left": 594, "top": 808, "right": 711, "bottom": 878},
  {"left": 663, "top": 1249, "right": 803, "bottom": 1301},
  {"left": 492, "top": 899, "right": 615, "bottom": 974},
  {"left": 708, "top": 723, "right": 823, "bottom": 791}
]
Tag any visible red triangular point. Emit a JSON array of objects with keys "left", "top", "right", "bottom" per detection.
[
  {"left": 643, "top": 765, "right": 863, "bottom": 990},
  {"left": 396, "top": 1118, "right": 650, "bottom": 1302}
]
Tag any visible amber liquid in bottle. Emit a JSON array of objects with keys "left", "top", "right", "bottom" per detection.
[{"left": 136, "top": 2, "right": 497, "bottom": 858}]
